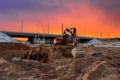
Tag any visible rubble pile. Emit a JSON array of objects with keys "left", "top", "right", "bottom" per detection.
[
  {"left": 88, "top": 39, "right": 102, "bottom": 44},
  {"left": 0, "top": 43, "right": 119, "bottom": 80},
  {"left": 0, "top": 32, "right": 17, "bottom": 42}
]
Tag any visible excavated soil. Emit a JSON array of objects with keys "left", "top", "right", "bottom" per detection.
[{"left": 0, "top": 43, "right": 120, "bottom": 80}]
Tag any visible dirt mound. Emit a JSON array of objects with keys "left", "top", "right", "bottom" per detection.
[
  {"left": 51, "top": 46, "right": 73, "bottom": 59},
  {"left": 0, "top": 43, "right": 52, "bottom": 63},
  {"left": 84, "top": 46, "right": 120, "bottom": 68},
  {"left": 0, "top": 43, "right": 30, "bottom": 60},
  {"left": 0, "top": 43, "right": 119, "bottom": 80},
  {"left": 0, "top": 58, "right": 56, "bottom": 80},
  {"left": 74, "top": 45, "right": 120, "bottom": 80},
  {"left": 0, "top": 43, "right": 30, "bottom": 50},
  {"left": 22, "top": 46, "right": 52, "bottom": 63},
  {"left": 0, "top": 43, "right": 74, "bottom": 63}
]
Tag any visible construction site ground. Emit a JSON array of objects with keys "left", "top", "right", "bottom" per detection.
[{"left": 0, "top": 42, "right": 120, "bottom": 80}]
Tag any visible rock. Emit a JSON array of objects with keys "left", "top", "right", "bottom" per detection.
[
  {"left": 0, "top": 58, "right": 8, "bottom": 64},
  {"left": 71, "top": 48, "right": 85, "bottom": 59},
  {"left": 22, "top": 59, "right": 40, "bottom": 67},
  {"left": 91, "top": 51, "right": 101, "bottom": 57},
  {"left": 11, "top": 57, "right": 21, "bottom": 63}
]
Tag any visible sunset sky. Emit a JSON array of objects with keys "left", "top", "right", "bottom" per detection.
[{"left": 0, "top": 0, "right": 120, "bottom": 38}]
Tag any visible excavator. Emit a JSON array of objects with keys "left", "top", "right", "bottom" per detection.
[
  {"left": 53, "top": 27, "right": 77, "bottom": 46},
  {"left": 52, "top": 28, "right": 85, "bottom": 58}
]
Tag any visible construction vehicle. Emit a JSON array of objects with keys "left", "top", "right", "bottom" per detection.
[{"left": 53, "top": 27, "right": 77, "bottom": 46}]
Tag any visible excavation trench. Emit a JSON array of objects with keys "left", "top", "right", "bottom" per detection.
[{"left": 0, "top": 43, "right": 74, "bottom": 63}]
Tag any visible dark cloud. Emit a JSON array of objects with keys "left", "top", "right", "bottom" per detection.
[
  {"left": 66, "top": 0, "right": 84, "bottom": 4},
  {"left": 0, "top": 0, "right": 39, "bottom": 13},
  {"left": 0, "top": 0, "right": 70, "bottom": 15},
  {"left": 89, "top": 0, "right": 120, "bottom": 25},
  {"left": 90, "top": 0, "right": 120, "bottom": 15}
]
